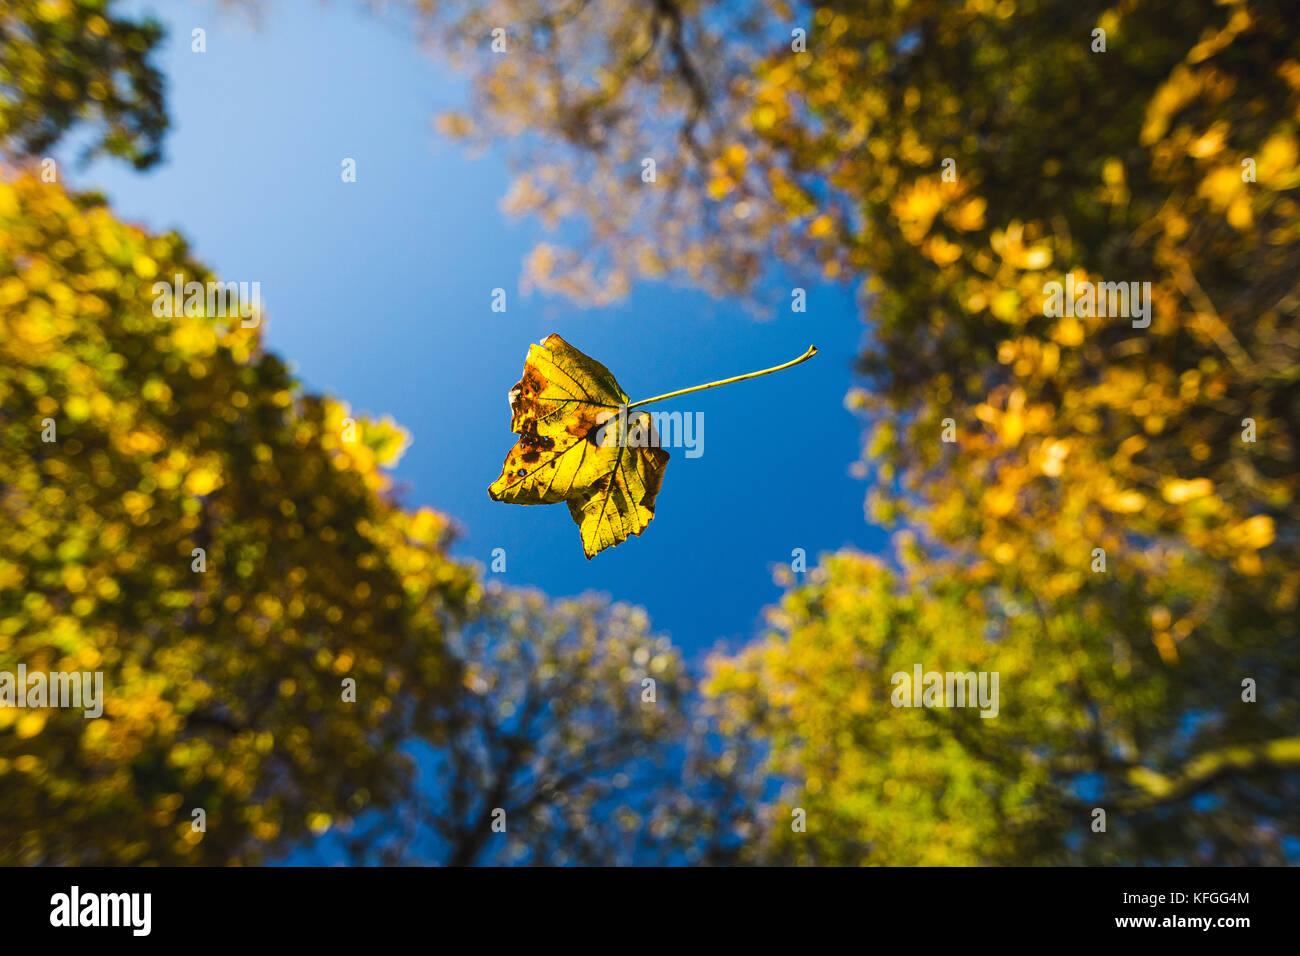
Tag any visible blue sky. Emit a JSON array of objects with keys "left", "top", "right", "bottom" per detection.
[{"left": 71, "top": 0, "right": 886, "bottom": 664}]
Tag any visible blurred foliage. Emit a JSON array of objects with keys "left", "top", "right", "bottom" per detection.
[
  {"left": 4, "top": 0, "right": 1297, "bottom": 867},
  {"left": 329, "top": 586, "right": 759, "bottom": 865},
  {"left": 0, "top": 170, "right": 481, "bottom": 863},
  {"left": 0, "top": 0, "right": 167, "bottom": 168},
  {"left": 0, "top": 165, "right": 734, "bottom": 867},
  {"left": 422, "top": 0, "right": 1300, "bottom": 862},
  {"left": 423, "top": 0, "right": 1297, "bottom": 584},
  {"left": 708, "top": 548, "right": 1300, "bottom": 864},
  {"left": 0, "top": 0, "right": 738, "bottom": 866}
]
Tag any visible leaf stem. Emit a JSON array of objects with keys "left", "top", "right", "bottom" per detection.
[{"left": 626, "top": 345, "right": 819, "bottom": 410}]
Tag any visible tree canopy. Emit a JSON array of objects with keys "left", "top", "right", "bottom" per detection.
[
  {"left": 0, "top": 170, "right": 481, "bottom": 862},
  {"left": 327, "top": 586, "right": 758, "bottom": 865},
  {"left": 2, "top": 0, "right": 1296, "bottom": 865},
  {"left": 1, "top": 0, "right": 167, "bottom": 168},
  {"left": 421, "top": 0, "right": 1300, "bottom": 863}
]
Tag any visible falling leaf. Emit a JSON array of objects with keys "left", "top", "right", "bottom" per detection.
[
  {"left": 489, "top": 334, "right": 817, "bottom": 558},
  {"left": 488, "top": 334, "right": 669, "bottom": 558}
]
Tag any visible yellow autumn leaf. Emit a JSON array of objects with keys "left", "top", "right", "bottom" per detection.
[
  {"left": 984, "top": 485, "right": 1017, "bottom": 517},
  {"left": 1161, "top": 477, "right": 1214, "bottom": 504},
  {"left": 185, "top": 465, "right": 224, "bottom": 497},
  {"left": 1226, "top": 514, "right": 1275, "bottom": 551},
  {"left": 999, "top": 408, "right": 1024, "bottom": 446},
  {"left": 923, "top": 235, "right": 963, "bottom": 265},
  {"left": 1199, "top": 165, "right": 1246, "bottom": 209},
  {"left": 1022, "top": 245, "right": 1052, "bottom": 270},
  {"left": 707, "top": 176, "right": 734, "bottom": 200},
  {"left": 489, "top": 334, "right": 816, "bottom": 558},
  {"left": 1107, "top": 490, "right": 1149, "bottom": 514},
  {"left": 487, "top": 334, "right": 669, "bottom": 559},
  {"left": 947, "top": 196, "right": 986, "bottom": 232},
  {"left": 1257, "top": 132, "right": 1300, "bottom": 189},
  {"left": 16, "top": 712, "right": 47, "bottom": 739},
  {"left": 724, "top": 143, "right": 748, "bottom": 167}
]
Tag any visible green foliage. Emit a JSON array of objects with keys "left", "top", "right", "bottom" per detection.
[
  {"left": 708, "top": 548, "right": 1300, "bottom": 865},
  {"left": 338, "top": 586, "right": 752, "bottom": 865},
  {"left": 0, "top": 0, "right": 167, "bottom": 168},
  {"left": 0, "top": 172, "right": 478, "bottom": 863},
  {"left": 0, "top": 171, "right": 729, "bottom": 868},
  {"left": 426, "top": 0, "right": 1300, "bottom": 863},
  {"left": 4, "top": 0, "right": 1296, "bottom": 867}
]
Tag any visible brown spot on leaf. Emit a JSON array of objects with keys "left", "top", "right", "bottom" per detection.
[{"left": 519, "top": 367, "right": 546, "bottom": 398}]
